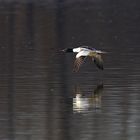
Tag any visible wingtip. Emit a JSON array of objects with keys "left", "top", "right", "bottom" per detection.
[
  {"left": 97, "top": 64, "right": 104, "bottom": 70},
  {"left": 73, "top": 69, "right": 78, "bottom": 73},
  {"left": 73, "top": 67, "right": 80, "bottom": 72},
  {"left": 99, "top": 67, "right": 104, "bottom": 70}
]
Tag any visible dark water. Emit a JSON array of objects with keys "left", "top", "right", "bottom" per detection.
[{"left": 0, "top": 0, "right": 140, "bottom": 140}]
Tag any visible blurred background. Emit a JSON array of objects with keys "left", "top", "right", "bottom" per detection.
[{"left": 0, "top": 0, "right": 140, "bottom": 140}]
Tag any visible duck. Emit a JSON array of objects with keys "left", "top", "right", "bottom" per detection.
[{"left": 62, "top": 46, "right": 107, "bottom": 72}]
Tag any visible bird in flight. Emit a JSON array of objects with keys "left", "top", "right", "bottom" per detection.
[{"left": 62, "top": 46, "right": 107, "bottom": 72}]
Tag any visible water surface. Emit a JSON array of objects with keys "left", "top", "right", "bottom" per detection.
[{"left": 0, "top": 0, "right": 140, "bottom": 140}]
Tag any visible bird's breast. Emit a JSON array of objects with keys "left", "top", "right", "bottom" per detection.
[{"left": 76, "top": 51, "right": 90, "bottom": 58}]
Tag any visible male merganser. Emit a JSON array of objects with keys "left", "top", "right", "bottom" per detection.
[{"left": 62, "top": 46, "right": 107, "bottom": 72}]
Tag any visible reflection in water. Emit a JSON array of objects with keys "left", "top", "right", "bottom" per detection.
[{"left": 73, "top": 83, "right": 104, "bottom": 113}]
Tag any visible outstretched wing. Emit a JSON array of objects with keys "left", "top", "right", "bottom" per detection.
[
  {"left": 93, "top": 54, "right": 104, "bottom": 70},
  {"left": 73, "top": 56, "right": 86, "bottom": 72}
]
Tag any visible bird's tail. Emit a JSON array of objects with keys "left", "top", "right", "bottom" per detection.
[{"left": 95, "top": 50, "right": 108, "bottom": 54}]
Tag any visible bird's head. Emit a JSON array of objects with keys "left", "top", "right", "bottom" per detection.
[{"left": 61, "top": 48, "right": 73, "bottom": 53}]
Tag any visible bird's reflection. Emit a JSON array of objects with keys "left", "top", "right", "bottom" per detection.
[{"left": 73, "top": 83, "right": 104, "bottom": 113}]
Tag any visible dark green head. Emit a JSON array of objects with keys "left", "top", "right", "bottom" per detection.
[{"left": 61, "top": 48, "right": 73, "bottom": 53}]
